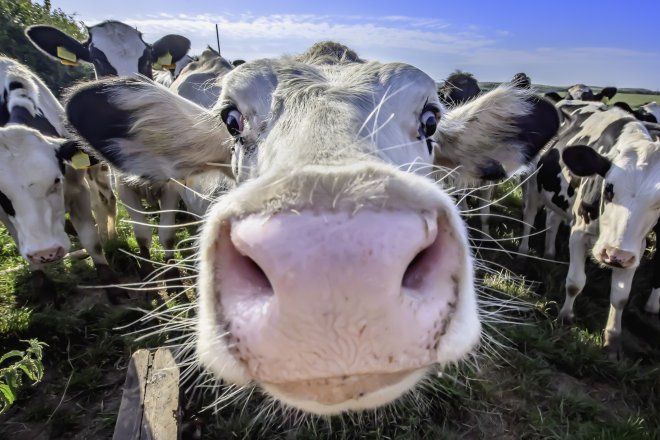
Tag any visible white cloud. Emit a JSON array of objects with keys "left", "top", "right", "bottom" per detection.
[{"left": 80, "top": 12, "right": 660, "bottom": 89}]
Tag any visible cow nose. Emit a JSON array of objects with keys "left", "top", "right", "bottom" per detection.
[
  {"left": 214, "top": 209, "right": 463, "bottom": 385},
  {"left": 27, "top": 246, "right": 66, "bottom": 264},
  {"left": 600, "top": 247, "right": 636, "bottom": 268}
]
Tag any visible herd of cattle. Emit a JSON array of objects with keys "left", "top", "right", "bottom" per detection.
[{"left": 0, "top": 20, "right": 658, "bottom": 415}]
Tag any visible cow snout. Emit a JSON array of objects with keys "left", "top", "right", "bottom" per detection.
[
  {"left": 212, "top": 209, "right": 466, "bottom": 409},
  {"left": 600, "top": 247, "right": 636, "bottom": 269},
  {"left": 27, "top": 246, "right": 66, "bottom": 264}
]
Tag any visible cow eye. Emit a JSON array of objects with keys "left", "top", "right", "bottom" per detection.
[
  {"left": 420, "top": 106, "right": 439, "bottom": 137},
  {"left": 221, "top": 107, "right": 244, "bottom": 137},
  {"left": 603, "top": 183, "right": 614, "bottom": 202}
]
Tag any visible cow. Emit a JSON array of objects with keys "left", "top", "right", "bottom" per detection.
[
  {"left": 63, "top": 42, "right": 559, "bottom": 415},
  {"left": 613, "top": 101, "right": 659, "bottom": 124},
  {"left": 26, "top": 21, "right": 191, "bottom": 279},
  {"left": 438, "top": 71, "right": 481, "bottom": 107},
  {"left": 545, "top": 84, "right": 618, "bottom": 104},
  {"left": 153, "top": 54, "right": 194, "bottom": 88},
  {"left": 520, "top": 100, "right": 659, "bottom": 356},
  {"left": 0, "top": 56, "right": 119, "bottom": 301}
]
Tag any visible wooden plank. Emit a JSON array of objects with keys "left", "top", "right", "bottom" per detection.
[
  {"left": 142, "top": 348, "right": 180, "bottom": 440},
  {"left": 112, "top": 348, "right": 181, "bottom": 440},
  {"left": 113, "top": 349, "right": 152, "bottom": 440}
]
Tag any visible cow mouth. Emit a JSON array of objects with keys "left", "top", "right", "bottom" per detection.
[{"left": 261, "top": 369, "right": 426, "bottom": 413}]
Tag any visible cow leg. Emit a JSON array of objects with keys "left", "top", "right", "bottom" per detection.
[
  {"left": 604, "top": 267, "right": 636, "bottom": 358},
  {"left": 518, "top": 178, "right": 540, "bottom": 254},
  {"left": 158, "top": 183, "right": 183, "bottom": 293},
  {"left": 543, "top": 211, "right": 562, "bottom": 259},
  {"left": 66, "top": 169, "right": 124, "bottom": 304},
  {"left": 87, "top": 164, "right": 117, "bottom": 242},
  {"left": 558, "top": 229, "right": 588, "bottom": 322},
  {"left": 117, "top": 181, "right": 155, "bottom": 279},
  {"left": 477, "top": 186, "right": 494, "bottom": 237},
  {"left": 30, "top": 265, "right": 59, "bottom": 305}
]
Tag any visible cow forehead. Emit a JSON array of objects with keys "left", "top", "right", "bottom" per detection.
[
  {"left": 88, "top": 21, "right": 148, "bottom": 74},
  {"left": 222, "top": 60, "right": 437, "bottom": 119},
  {"left": 0, "top": 128, "right": 60, "bottom": 182}
]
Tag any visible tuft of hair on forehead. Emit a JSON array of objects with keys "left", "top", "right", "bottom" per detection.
[
  {"left": 295, "top": 41, "right": 364, "bottom": 66},
  {"left": 89, "top": 20, "right": 142, "bottom": 37}
]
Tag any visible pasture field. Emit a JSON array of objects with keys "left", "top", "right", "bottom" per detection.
[
  {"left": 1, "top": 145, "right": 659, "bottom": 437},
  {"left": 603, "top": 93, "right": 657, "bottom": 108}
]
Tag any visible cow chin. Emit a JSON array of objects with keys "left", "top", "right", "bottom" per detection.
[{"left": 194, "top": 179, "right": 481, "bottom": 413}]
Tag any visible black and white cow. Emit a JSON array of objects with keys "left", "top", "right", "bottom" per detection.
[
  {"left": 438, "top": 71, "right": 481, "bottom": 107},
  {"left": 63, "top": 42, "right": 559, "bottom": 414},
  {"left": 26, "top": 21, "right": 191, "bottom": 278},
  {"left": 153, "top": 54, "right": 194, "bottom": 88},
  {"left": 520, "top": 100, "right": 659, "bottom": 355},
  {"left": 0, "top": 56, "right": 119, "bottom": 300},
  {"left": 545, "top": 84, "right": 618, "bottom": 104},
  {"left": 613, "top": 101, "right": 659, "bottom": 124}
]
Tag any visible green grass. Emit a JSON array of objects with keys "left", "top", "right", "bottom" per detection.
[
  {"left": 611, "top": 93, "right": 658, "bottom": 108},
  {"left": 0, "top": 153, "right": 659, "bottom": 438}
]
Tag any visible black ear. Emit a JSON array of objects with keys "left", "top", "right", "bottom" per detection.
[
  {"left": 151, "top": 34, "right": 191, "bottom": 65},
  {"left": 65, "top": 79, "right": 133, "bottom": 167},
  {"left": 544, "top": 92, "right": 562, "bottom": 103},
  {"left": 56, "top": 140, "right": 100, "bottom": 168},
  {"left": 562, "top": 146, "right": 611, "bottom": 177},
  {"left": 612, "top": 101, "right": 633, "bottom": 113},
  {"left": 596, "top": 86, "right": 617, "bottom": 102},
  {"left": 232, "top": 59, "right": 246, "bottom": 67},
  {"left": 25, "top": 25, "right": 91, "bottom": 64},
  {"left": 515, "top": 95, "right": 560, "bottom": 161}
]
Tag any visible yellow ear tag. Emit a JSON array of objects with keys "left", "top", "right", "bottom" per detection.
[
  {"left": 71, "top": 151, "right": 91, "bottom": 170},
  {"left": 162, "top": 63, "right": 176, "bottom": 70},
  {"left": 155, "top": 52, "right": 173, "bottom": 70},
  {"left": 56, "top": 46, "right": 78, "bottom": 64}
]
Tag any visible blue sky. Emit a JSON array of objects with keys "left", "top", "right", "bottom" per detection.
[{"left": 47, "top": 0, "right": 660, "bottom": 89}]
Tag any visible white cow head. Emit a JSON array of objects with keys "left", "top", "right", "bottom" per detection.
[
  {"left": 65, "top": 42, "right": 558, "bottom": 414},
  {"left": 563, "top": 127, "right": 660, "bottom": 269},
  {"left": 26, "top": 20, "right": 190, "bottom": 78},
  {"left": 0, "top": 125, "right": 82, "bottom": 264}
]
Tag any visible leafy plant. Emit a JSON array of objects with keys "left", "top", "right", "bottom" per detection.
[{"left": 0, "top": 339, "right": 47, "bottom": 414}]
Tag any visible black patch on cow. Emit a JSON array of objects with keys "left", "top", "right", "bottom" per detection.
[
  {"left": 562, "top": 146, "right": 612, "bottom": 178},
  {"left": 8, "top": 106, "right": 59, "bottom": 137},
  {"left": 577, "top": 177, "right": 603, "bottom": 224},
  {"left": 65, "top": 80, "right": 134, "bottom": 167},
  {"left": 479, "top": 161, "right": 507, "bottom": 180},
  {"left": 438, "top": 73, "right": 481, "bottom": 107},
  {"left": 537, "top": 148, "right": 570, "bottom": 211},
  {"left": 0, "top": 190, "right": 15, "bottom": 217},
  {"left": 88, "top": 46, "right": 118, "bottom": 77},
  {"left": 595, "top": 118, "right": 633, "bottom": 153},
  {"left": 8, "top": 81, "right": 23, "bottom": 91},
  {"left": 137, "top": 48, "right": 153, "bottom": 79},
  {"left": 544, "top": 92, "right": 562, "bottom": 103},
  {"left": 151, "top": 34, "right": 191, "bottom": 65},
  {"left": 513, "top": 95, "right": 560, "bottom": 161},
  {"left": 653, "top": 221, "right": 660, "bottom": 290},
  {"left": 0, "top": 93, "right": 8, "bottom": 127},
  {"left": 603, "top": 182, "right": 614, "bottom": 203}
]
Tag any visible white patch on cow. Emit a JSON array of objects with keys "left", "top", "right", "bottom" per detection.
[
  {"left": 88, "top": 22, "right": 148, "bottom": 76},
  {"left": 0, "top": 126, "right": 70, "bottom": 260}
]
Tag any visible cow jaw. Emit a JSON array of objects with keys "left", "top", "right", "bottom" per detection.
[{"left": 195, "top": 175, "right": 480, "bottom": 413}]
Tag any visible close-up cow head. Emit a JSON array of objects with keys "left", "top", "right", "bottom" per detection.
[
  {"left": 0, "top": 126, "right": 85, "bottom": 265},
  {"left": 64, "top": 42, "right": 558, "bottom": 415},
  {"left": 562, "top": 138, "right": 660, "bottom": 270},
  {"left": 25, "top": 20, "right": 190, "bottom": 78}
]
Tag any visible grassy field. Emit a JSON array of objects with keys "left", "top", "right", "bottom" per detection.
[
  {"left": 1, "top": 120, "right": 659, "bottom": 437},
  {"left": 610, "top": 93, "right": 658, "bottom": 108}
]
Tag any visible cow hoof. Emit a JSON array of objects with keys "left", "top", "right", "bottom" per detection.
[
  {"left": 138, "top": 261, "right": 157, "bottom": 280},
  {"left": 604, "top": 334, "right": 623, "bottom": 361},
  {"left": 31, "top": 270, "right": 59, "bottom": 304},
  {"left": 557, "top": 311, "right": 574, "bottom": 326}
]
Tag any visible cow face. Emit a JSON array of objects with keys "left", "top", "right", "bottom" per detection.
[
  {"left": 25, "top": 21, "right": 190, "bottom": 78},
  {"left": 65, "top": 42, "right": 558, "bottom": 414},
  {"left": 438, "top": 72, "right": 481, "bottom": 107},
  {"left": 566, "top": 84, "right": 618, "bottom": 102},
  {"left": 0, "top": 126, "right": 76, "bottom": 264},
  {"left": 563, "top": 140, "right": 660, "bottom": 269}
]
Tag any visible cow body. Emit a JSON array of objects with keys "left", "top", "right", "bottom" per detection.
[
  {"left": 27, "top": 20, "right": 191, "bottom": 278},
  {"left": 521, "top": 100, "right": 660, "bottom": 353},
  {"left": 65, "top": 42, "right": 558, "bottom": 415},
  {"left": 0, "top": 56, "right": 117, "bottom": 299}
]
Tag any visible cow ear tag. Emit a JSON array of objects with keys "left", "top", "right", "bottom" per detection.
[
  {"left": 155, "top": 52, "right": 173, "bottom": 70},
  {"left": 57, "top": 46, "right": 78, "bottom": 65},
  {"left": 71, "top": 151, "right": 91, "bottom": 169}
]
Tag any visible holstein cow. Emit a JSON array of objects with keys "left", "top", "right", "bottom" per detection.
[
  {"left": 545, "top": 84, "right": 618, "bottom": 104},
  {"left": 521, "top": 100, "right": 659, "bottom": 356},
  {"left": 26, "top": 21, "right": 191, "bottom": 278},
  {"left": 64, "top": 42, "right": 559, "bottom": 414},
  {"left": 0, "top": 57, "right": 119, "bottom": 301},
  {"left": 613, "top": 101, "right": 659, "bottom": 124},
  {"left": 153, "top": 54, "right": 194, "bottom": 88}
]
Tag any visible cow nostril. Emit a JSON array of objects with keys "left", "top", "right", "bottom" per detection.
[{"left": 402, "top": 245, "right": 434, "bottom": 291}]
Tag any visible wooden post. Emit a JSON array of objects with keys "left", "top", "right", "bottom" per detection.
[{"left": 113, "top": 348, "right": 180, "bottom": 440}]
